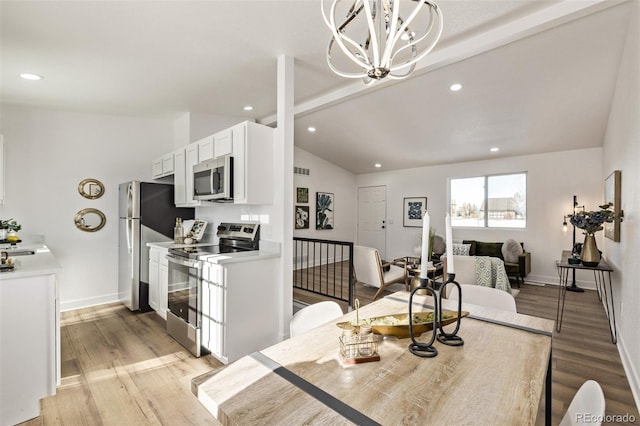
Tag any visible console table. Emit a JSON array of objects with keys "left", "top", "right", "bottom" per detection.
[{"left": 556, "top": 250, "right": 617, "bottom": 343}]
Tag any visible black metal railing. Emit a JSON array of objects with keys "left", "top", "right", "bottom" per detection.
[{"left": 293, "top": 238, "right": 354, "bottom": 307}]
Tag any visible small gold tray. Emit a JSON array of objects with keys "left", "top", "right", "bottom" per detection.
[{"left": 337, "top": 310, "right": 469, "bottom": 338}]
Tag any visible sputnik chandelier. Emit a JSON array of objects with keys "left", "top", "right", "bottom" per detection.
[{"left": 321, "top": 0, "right": 443, "bottom": 84}]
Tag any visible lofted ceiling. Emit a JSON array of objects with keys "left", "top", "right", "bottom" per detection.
[{"left": 0, "top": 1, "right": 633, "bottom": 174}]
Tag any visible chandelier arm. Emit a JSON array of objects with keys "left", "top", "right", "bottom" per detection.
[
  {"left": 389, "top": 3, "right": 443, "bottom": 72},
  {"left": 379, "top": 0, "right": 403, "bottom": 67},
  {"left": 324, "top": 0, "right": 372, "bottom": 70},
  {"left": 326, "top": 39, "right": 370, "bottom": 79},
  {"left": 387, "top": 0, "right": 433, "bottom": 62},
  {"left": 361, "top": 0, "right": 382, "bottom": 68}
]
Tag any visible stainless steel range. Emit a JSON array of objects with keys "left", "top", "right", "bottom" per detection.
[{"left": 165, "top": 222, "right": 259, "bottom": 356}]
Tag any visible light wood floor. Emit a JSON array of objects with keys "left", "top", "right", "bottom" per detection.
[
  {"left": 24, "top": 284, "right": 639, "bottom": 425},
  {"left": 23, "top": 304, "right": 225, "bottom": 426}
]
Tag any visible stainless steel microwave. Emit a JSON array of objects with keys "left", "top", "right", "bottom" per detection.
[{"left": 193, "top": 156, "right": 234, "bottom": 201}]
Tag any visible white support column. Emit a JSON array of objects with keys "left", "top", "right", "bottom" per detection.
[{"left": 275, "top": 54, "right": 295, "bottom": 340}]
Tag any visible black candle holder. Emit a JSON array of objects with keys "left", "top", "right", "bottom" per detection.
[
  {"left": 436, "top": 273, "right": 464, "bottom": 346},
  {"left": 408, "top": 277, "right": 438, "bottom": 358}
]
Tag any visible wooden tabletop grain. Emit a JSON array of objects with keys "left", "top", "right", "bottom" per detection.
[{"left": 197, "top": 291, "right": 554, "bottom": 425}]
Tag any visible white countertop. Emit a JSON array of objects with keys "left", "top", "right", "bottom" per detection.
[
  {"left": 0, "top": 244, "right": 62, "bottom": 280},
  {"left": 147, "top": 240, "right": 281, "bottom": 264}
]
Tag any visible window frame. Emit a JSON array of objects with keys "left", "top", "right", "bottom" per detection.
[{"left": 449, "top": 171, "right": 527, "bottom": 229}]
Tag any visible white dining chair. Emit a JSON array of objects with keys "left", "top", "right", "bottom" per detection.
[
  {"left": 559, "top": 380, "right": 606, "bottom": 426},
  {"left": 447, "top": 284, "right": 517, "bottom": 313},
  {"left": 290, "top": 301, "right": 343, "bottom": 337}
]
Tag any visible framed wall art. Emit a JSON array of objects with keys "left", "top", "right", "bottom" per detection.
[
  {"left": 403, "top": 197, "right": 427, "bottom": 227},
  {"left": 296, "top": 187, "right": 309, "bottom": 203},
  {"left": 295, "top": 205, "right": 310, "bottom": 229},
  {"left": 604, "top": 170, "right": 621, "bottom": 242},
  {"left": 316, "top": 192, "right": 334, "bottom": 230}
]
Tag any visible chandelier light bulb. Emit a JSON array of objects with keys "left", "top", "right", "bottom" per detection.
[{"left": 321, "top": 0, "right": 443, "bottom": 84}]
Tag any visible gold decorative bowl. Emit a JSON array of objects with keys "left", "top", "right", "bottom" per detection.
[{"left": 337, "top": 310, "right": 469, "bottom": 338}]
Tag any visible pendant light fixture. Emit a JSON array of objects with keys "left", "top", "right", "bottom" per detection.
[{"left": 321, "top": 0, "right": 443, "bottom": 84}]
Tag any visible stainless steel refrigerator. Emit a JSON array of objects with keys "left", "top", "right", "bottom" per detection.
[{"left": 118, "top": 181, "right": 194, "bottom": 311}]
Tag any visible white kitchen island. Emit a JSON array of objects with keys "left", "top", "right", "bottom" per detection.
[{"left": 0, "top": 243, "right": 62, "bottom": 425}]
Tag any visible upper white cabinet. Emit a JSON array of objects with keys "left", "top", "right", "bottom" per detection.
[
  {"left": 196, "top": 135, "right": 214, "bottom": 162},
  {"left": 157, "top": 121, "right": 273, "bottom": 207},
  {"left": 152, "top": 152, "right": 175, "bottom": 179},
  {"left": 214, "top": 128, "right": 233, "bottom": 158},
  {"left": 222, "top": 121, "right": 274, "bottom": 205}
]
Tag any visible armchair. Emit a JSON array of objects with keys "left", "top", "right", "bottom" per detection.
[{"left": 353, "top": 245, "right": 408, "bottom": 300}]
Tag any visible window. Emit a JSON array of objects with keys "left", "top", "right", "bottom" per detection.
[{"left": 450, "top": 173, "right": 526, "bottom": 228}]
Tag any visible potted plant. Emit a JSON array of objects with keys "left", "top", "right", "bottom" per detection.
[{"left": 0, "top": 218, "right": 21, "bottom": 242}]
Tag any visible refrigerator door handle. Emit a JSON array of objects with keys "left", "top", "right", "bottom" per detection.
[{"left": 126, "top": 218, "right": 132, "bottom": 254}]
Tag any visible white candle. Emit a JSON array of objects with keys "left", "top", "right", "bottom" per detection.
[
  {"left": 445, "top": 213, "right": 455, "bottom": 274},
  {"left": 420, "top": 210, "right": 430, "bottom": 279}
]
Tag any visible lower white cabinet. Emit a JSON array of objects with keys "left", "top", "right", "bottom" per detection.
[
  {"left": 1, "top": 273, "right": 58, "bottom": 425},
  {"left": 148, "top": 246, "right": 169, "bottom": 320},
  {"left": 201, "top": 257, "right": 279, "bottom": 364}
]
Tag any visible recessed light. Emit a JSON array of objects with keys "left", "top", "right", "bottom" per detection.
[
  {"left": 490, "top": 147, "right": 499, "bottom": 152},
  {"left": 307, "top": 126, "right": 316, "bottom": 133},
  {"left": 449, "top": 83, "right": 462, "bottom": 92},
  {"left": 374, "top": 163, "right": 382, "bottom": 168},
  {"left": 20, "top": 73, "right": 43, "bottom": 81},
  {"left": 243, "top": 105, "right": 253, "bottom": 111}
]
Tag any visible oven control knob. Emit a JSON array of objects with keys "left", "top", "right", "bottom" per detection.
[
  {"left": 217, "top": 225, "right": 226, "bottom": 231},
  {"left": 243, "top": 227, "right": 252, "bottom": 233}
]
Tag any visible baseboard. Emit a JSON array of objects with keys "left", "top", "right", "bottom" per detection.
[
  {"left": 525, "top": 273, "right": 597, "bottom": 290},
  {"left": 60, "top": 293, "right": 119, "bottom": 312},
  {"left": 617, "top": 334, "right": 640, "bottom": 413}
]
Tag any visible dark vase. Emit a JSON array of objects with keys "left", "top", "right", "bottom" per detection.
[{"left": 581, "top": 234, "right": 601, "bottom": 267}]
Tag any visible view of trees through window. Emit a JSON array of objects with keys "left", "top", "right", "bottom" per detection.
[{"left": 450, "top": 173, "right": 527, "bottom": 228}]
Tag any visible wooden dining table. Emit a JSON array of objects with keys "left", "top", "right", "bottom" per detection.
[{"left": 196, "top": 291, "right": 554, "bottom": 425}]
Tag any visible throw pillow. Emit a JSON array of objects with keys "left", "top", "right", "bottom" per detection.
[
  {"left": 432, "top": 235, "right": 446, "bottom": 255},
  {"left": 452, "top": 243, "right": 471, "bottom": 256},
  {"left": 502, "top": 239, "right": 523, "bottom": 263}
]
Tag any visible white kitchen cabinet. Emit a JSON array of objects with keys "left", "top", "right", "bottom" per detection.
[
  {"left": 201, "top": 256, "right": 280, "bottom": 364},
  {"left": 1, "top": 247, "right": 61, "bottom": 425},
  {"left": 196, "top": 135, "right": 214, "bottom": 162},
  {"left": 174, "top": 146, "right": 201, "bottom": 207},
  {"left": 152, "top": 152, "right": 175, "bottom": 179},
  {"left": 174, "top": 149, "right": 186, "bottom": 205},
  {"left": 211, "top": 121, "right": 274, "bottom": 205},
  {"left": 232, "top": 121, "right": 274, "bottom": 204},
  {"left": 214, "top": 128, "right": 233, "bottom": 158},
  {"left": 148, "top": 247, "right": 160, "bottom": 312},
  {"left": 148, "top": 246, "right": 170, "bottom": 320}
]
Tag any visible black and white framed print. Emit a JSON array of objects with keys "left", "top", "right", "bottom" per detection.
[{"left": 403, "top": 197, "right": 427, "bottom": 227}]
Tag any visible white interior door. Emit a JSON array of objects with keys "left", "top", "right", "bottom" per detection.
[{"left": 357, "top": 186, "right": 387, "bottom": 259}]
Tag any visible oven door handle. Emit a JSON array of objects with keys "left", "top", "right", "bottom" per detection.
[{"left": 166, "top": 254, "right": 202, "bottom": 269}]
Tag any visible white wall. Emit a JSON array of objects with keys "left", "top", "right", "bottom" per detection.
[
  {"left": 356, "top": 148, "right": 604, "bottom": 287},
  {"left": 0, "top": 104, "right": 174, "bottom": 310},
  {"left": 292, "top": 147, "right": 357, "bottom": 244},
  {"left": 602, "top": 0, "right": 640, "bottom": 408}
]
